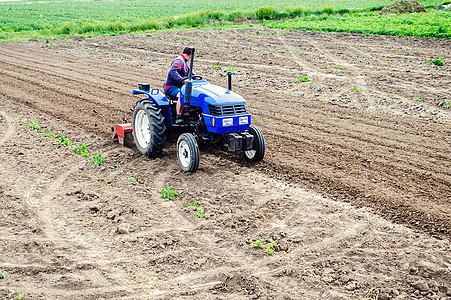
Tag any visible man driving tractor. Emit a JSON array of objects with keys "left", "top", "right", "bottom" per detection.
[{"left": 164, "top": 47, "right": 193, "bottom": 122}]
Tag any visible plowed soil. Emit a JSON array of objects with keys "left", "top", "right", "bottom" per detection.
[{"left": 0, "top": 29, "right": 450, "bottom": 299}]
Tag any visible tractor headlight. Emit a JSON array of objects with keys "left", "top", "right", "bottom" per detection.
[
  {"left": 223, "top": 118, "right": 233, "bottom": 126},
  {"left": 239, "top": 116, "right": 249, "bottom": 125}
]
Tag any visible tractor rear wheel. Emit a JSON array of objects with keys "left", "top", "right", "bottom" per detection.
[
  {"left": 132, "top": 99, "right": 166, "bottom": 158},
  {"left": 177, "top": 133, "right": 200, "bottom": 173},
  {"left": 244, "top": 125, "right": 265, "bottom": 162}
]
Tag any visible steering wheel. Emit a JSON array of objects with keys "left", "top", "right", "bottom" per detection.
[{"left": 192, "top": 75, "right": 203, "bottom": 80}]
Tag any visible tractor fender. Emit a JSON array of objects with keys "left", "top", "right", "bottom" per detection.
[{"left": 132, "top": 89, "right": 169, "bottom": 107}]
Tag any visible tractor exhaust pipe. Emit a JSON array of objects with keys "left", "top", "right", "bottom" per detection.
[
  {"left": 184, "top": 48, "right": 195, "bottom": 105},
  {"left": 227, "top": 71, "right": 233, "bottom": 91}
]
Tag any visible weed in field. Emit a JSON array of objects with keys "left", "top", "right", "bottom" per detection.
[
  {"left": 444, "top": 101, "right": 451, "bottom": 106},
  {"left": 297, "top": 76, "right": 311, "bottom": 83},
  {"left": 128, "top": 177, "right": 136, "bottom": 182},
  {"left": 268, "top": 31, "right": 276, "bottom": 35},
  {"left": 14, "top": 294, "right": 22, "bottom": 300},
  {"left": 184, "top": 201, "right": 202, "bottom": 207},
  {"left": 413, "top": 97, "right": 420, "bottom": 102},
  {"left": 92, "top": 153, "right": 105, "bottom": 166},
  {"left": 226, "top": 66, "right": 236, "bottom": 72},
  {"left": 255, "top": 30, "right": 260, "bottom": 34},
  {"left": 430, "top": 58, "right": 444, "bottom": 66},
  {"left": 56, "top": 133, "right": 72, "bottom": 147},
  {"left": 390, "top": 94, "right": 397, "bottom": 99},
  {"left": 28, "top": 118, "right": 42, "bottom": 131},
  {"left": 44, "top": 129, "right": 56, "bottom": 138},
  {"left": 74, "top": 143, "right": 90, "bottom": 158},
  {"left": 333, "top": 65, "right": 340, "bottom": 69},
  {"left": 249, "top": 239, "right": 277, "bottom": 255},
  {"left": 283, "top": 32, "right": 287, "bottom": 36},
  {"left": 352, "top": 87, "right": 361, "bottom": 92},
  {"left": 194, "top": 208, "right": 204, "bottom": 218},
  {"left": 0, "top": 272, "right": 4, "bottom": 279},
  {"left": 160, "top": 186, "right": 180, "bottom": 201},
  {"left": 212, "top": 65, "right": 222, "bottom": 70}
]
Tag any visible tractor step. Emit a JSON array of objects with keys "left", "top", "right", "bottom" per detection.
[{"left": 113, "top": 123, "right": 133, "bottom": 146}]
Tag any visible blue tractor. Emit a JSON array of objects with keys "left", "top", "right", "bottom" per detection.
[{"left": 129, "top": 48, "right": 265, "bottom": 172}]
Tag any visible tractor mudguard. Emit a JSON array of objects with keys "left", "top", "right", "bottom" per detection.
[
  {"left": 133, "top": 89, "right": 172, "bottom": 127},
  {"left": 132, "top": 89, "right": 169, "bottom": 107}
]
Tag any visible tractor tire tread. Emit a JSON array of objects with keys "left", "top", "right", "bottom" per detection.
[{"left": 132, "top": 99, "right": 166, "bottom": 158}]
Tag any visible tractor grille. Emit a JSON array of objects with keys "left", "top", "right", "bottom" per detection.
[{"left": 208, "top": 104, "right": 248, "bottom": 116}]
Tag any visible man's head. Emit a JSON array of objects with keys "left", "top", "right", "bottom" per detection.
[{"left": 182, "top": 47, "right": 192, "bottom": 60}]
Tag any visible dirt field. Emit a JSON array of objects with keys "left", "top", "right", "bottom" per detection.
[{"left": 0, "top": 28, "right": 450, "bottom": 299}]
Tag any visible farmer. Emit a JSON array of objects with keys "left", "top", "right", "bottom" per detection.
[{"left": 164, "top": 47, "right": 193, "bottom": 121}]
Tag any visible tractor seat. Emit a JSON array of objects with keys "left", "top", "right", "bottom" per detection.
[{"left": 163, "top": 83, "right": 178, "bottom": 101}]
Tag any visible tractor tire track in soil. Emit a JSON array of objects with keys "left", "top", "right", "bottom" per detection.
[{"left": 1, "top": 29, "right": 450, "bottom": 299}]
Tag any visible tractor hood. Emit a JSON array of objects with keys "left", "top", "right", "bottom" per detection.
[{"left": 181, "top": 80, "right": 246, "bottom": 106}]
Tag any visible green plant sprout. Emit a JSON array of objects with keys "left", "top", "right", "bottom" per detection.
[
  {"left": 194, "top": 208, "right": 204, "bottom": 218},
  {"left": 430, "top": 58, "right": 444, "bottom": 66},
  {"left": 28, "top": 118, "right": 42, "bottom": 131},
  {"left": 14, "top": 294, "right": 22, "bottom": 300},
  {"left": 44, "top": 129, "right": 56, "bottom": 138},
  {"left": 92, "top": 154, "right": 105, "bottom": 166},
  {"left": 333, "top": 65, "right": 340, "bottom": 69},
  {"left": 160, "top": 186, "right": 180, "bottom": 201},
  {"left": 74, "top": 143, "right": 90, "bottom": 158},
  {"left": 413, "top": 97, "right": 420, "bottom": 102},
  {"left": 0, "top": 272, "right": 4, "bottom": 279},
  {"left": 11, "top": 115, "right": 23, "bottom": 123},
  {"left": 353, "top": 87, "right": 361, "bottom": 92},
  {"left": 249, "top": 239, "right": 278, "bottom": 255},
  {"left": 212, "top": 65, "right": 222, "bottom": 70},
  {"left": 56, "top": 133, "right": 72, "bottom": 147},
  {"left": 128, "top": 177, "right": 136, "bottom": 182},
  {"left": 226, "top": 66, "right": 236, "bottom": 72},
  {"left": 184, "top": 201, "right": 202, "bottom": 207},
  {"left": 297, "top": 76, "right": 311, "bottom": 83}
]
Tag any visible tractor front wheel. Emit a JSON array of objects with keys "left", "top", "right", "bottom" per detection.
[
  {"left": 177, "top": 133, "right": 200, "bottom": 173},
  {"left": 244, "top": 126, "right": 265, "bottom": 162},
  {"left": 132, "top": 99, "right": 166, "bottom": 158}
]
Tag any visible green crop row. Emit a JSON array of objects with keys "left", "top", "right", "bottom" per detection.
[
  {"left": 0, "top": 0, "right": 448, "bottom": 41},
  {"left": 264, "top": 10, "right": 451, "bottom": 38}
]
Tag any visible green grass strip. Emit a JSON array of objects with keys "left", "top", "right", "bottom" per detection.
[{"left": 0, "top": 3, "right": 449, "bottom": 41}]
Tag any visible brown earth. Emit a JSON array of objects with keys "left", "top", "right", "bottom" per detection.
[
  {"left": 380, "top": 1, "right": 428, "bottom": 15},
  {"left": 0, "top": 29, "right": 450, "bottom": 299}
]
